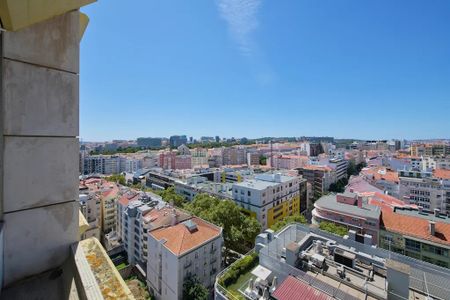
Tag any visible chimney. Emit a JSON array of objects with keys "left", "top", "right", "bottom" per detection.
[
  {"left": 357, "top": 196, "right": 363, "bottom": 208},
  {"left": 434, "top": 208, "right": 440, "bottom": 217},
  {"left": 349, "top": 188, "right": 354, "bottom": 193},
  {"left": 429, "top": 221, "right": 436, "bottom": 236}
]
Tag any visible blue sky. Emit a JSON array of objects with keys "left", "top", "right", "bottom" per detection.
[{"left": 80, "top": 0, "right": 450, "bottom": 142}]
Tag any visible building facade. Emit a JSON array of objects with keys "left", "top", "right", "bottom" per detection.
[
  {"left": 232, "top": 174, "right": 303, "bottom": 229},
  {"left": 147, "top": 217, "right": 223, "bottom": 300}
]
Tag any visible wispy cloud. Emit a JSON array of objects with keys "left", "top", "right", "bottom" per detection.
[{"left": 216, "top": 0, "right": 262, "bottom": 56}]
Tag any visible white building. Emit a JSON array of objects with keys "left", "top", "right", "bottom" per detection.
[
  {"left": 232, "top": 173, "right": 303, "bottom": 229},
  {"left": 147, "top": 217, "right": 223, "bottom": 300},
  {"left": 398, "top": 169, "right": 448, "bottom": 214},
  {"left": 191, "top": 147, "right": 209, "bottom": 167},
  {"left": 78, "top": 192, "right": 101, "bottom": 240}
]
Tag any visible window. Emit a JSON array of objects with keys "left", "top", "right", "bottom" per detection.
[
  {"left": 248, "top": 191, "right": 251, "bottom": 196},
  {"left": 405, "top": 239, "right": 421, "bottom": 252},
  {"left": 422, "top": 244, "right": 448, "bottom": 257}
]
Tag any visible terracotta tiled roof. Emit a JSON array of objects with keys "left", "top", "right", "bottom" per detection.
[
  {"left": 361, "top": 167, "right": 399, "bottom": 183},
  {"left": 368, "top": 192, "right": 408, "bottom": 208},
  {"left": 118, "top": 193, "right": 139, "bottom": 206},
  {"left": 381, "top": 207, "right": 450, "bottom": 246},
  {"left": 272, "top": 276, "right": 332, "bottom": 300},
  {"left": 434, "top": 169, "right": 450, "bottom": 180},
  {"left": 149, "top": 217, "right": 221, "bottom": 256},
  {"left": 143, "top": 207, "right": 191, "bottom": 228}
]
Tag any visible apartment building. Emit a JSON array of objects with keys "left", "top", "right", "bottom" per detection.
[
  {"left": 312, "top": 192, "right": 380, "bottom": 244},
  {"left": 222, "top": 146, "right": 247, "bottom": 165},
  {"left": 361, "top": 167, "right": 400, "bottom": 197},
  {"left": 297, "top": 165, "right": 336, "bottom": 200},
  {"left": 422, "top": 156, "right": 450, "bottom": 170},
  {"left": 79, "top": 185, "right": 101, "bottom": 240},
  {"left": 379, "top": 206, "right": 450, "bottom": 268},
  {"left": 232, "top": 173, "right": 305, "bottom": 229},
  {"left": 147, "top": 217, "right": 223, "bottom": 300},
  {"left": 191, "top": 147, "right": 209, "bottom": 167},
  {"left": 399, "top": 169, "right": 448, "bottom": 214},
  {"left": 270, "top": 154, "right": 308, "bottom": 170},
  {"left": 247, "top": 152, "right": 260, "bottom": 166},
  {"left": 411, "top": 143, "right": 450, "bottom": 157},
  {"left": 325, "top": 158, "right": 348, "bottom": 181},
  {"left": 159, "top": 150, "right": 192, "bottom": 170},
  {"left": 174, "top": 155, "right": 192, "bottom": 170},
  {"left": 83, "top": 155, "right": 121, "bottom": 174}
]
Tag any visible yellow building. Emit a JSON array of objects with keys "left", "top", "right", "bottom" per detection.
[{"left": 232, "top": 173, "right": 303, "bottom": 229}]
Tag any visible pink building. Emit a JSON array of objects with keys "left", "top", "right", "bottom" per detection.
[
  {"left": 159, "top": 151, "right": 192, "bottom": 170},
  {"left": 270, "top": 154, "right": 308, "bottom": 169},
  {"left": 159, "top": 151, "right": 176, "bottom": 169},
  {"left": 312, "top": 192, "right": 381, "bottom": 244},
  {"left": 174, "top": 155, "right": 192, "bottom": 170}
]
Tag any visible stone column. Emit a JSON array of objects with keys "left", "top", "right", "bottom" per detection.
[{"left": 1, "top": 11, "right": 80, "bottom": 286}]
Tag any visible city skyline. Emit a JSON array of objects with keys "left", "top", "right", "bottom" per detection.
[{"left": 80, "top": 0, "right": 450, "bottom": 141}]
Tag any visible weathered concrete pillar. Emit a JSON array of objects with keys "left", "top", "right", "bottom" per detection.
[{"left": 1, "top": 11, "right": 80, "bottom": 286}]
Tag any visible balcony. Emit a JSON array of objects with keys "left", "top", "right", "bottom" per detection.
[{"left": 1, "top": 237, "right": 134, "bottom": 300}]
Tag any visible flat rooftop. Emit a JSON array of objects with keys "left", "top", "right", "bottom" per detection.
[
  {"left": 254, "top": 224, "right": 450, "bottom": 300},
  {"left": 315, "top": 193, "right": 381, "bottom": 219}
]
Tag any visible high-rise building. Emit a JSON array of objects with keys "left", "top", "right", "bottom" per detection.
[
  {"left": 169, "top": 135, "right": 188, "bottom": 148},
  {"left": 137, "top": 137, "right": 163, "bottom": 148}
]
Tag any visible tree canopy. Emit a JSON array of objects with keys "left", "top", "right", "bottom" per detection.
[
  {"left": 182, "top": 276, "right": 208, "bottom": 300},
  {"left": 105, "top": 174, "right": 126, "bottom": 185},
  {"left": 184, "top": 194, "right": 261, "bottom": 256},
  {"left": 153, "top": 187, "right": 186, "bottom": 207},
  {"left": 270, "top": 213, "right": 307, "bottom": 232}
]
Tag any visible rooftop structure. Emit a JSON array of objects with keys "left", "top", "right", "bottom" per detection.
[{"left": 216, "top": 224, "right": 450, "bottom": 300}]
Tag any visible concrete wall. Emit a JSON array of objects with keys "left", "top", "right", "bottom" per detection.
[{"left": 1, "top": 11, "right": 80, "bottom": 286}]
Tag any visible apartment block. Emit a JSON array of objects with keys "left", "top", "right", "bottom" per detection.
[
  {"left": 361, "top": 167, "right": 400, "bottom": 197},
  {"left": 270, "top": 154, "right": 308, "bottom": 170},
  {"left": 232, "top": 174, "right": 305, "bottom": 229},
  {"left": 312, "top": 192, "right": 381, "bottom": 244},
  {"left": 297, "top": 165, "right": 336, "bottom": 200},
  {"left": 147, "top": 217, "right": 223, "bottom": 300},
  {"left": 83, "top": 155, "right": 121, "bottom": 175},
  {"left": 399, "top": 169, "right": 449, "bottom": 213},
  {"left": 191, "top": 147, "right": 209, "bottom": 167},
  {"left": 222, "top": 146, "right": 247, "bottom": 165},
  {"left": 247, "top": 152, "right": 261, "bottom": 166},
  {"left": 411, "top": 143, "right": 450, "bottom": 157},
  {"left": 379, "top": 206, "right": 450, "bottom": 269}
]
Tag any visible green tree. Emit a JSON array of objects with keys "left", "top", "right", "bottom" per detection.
[
  {"left": 347, "top": 160, "right": 357, "bottom": 176},
  {"left": 270, "top": 213, "right": 307, "bottom": 232},
  {"left": 105, "top": 174, "right": 126, "bottom": 185},
  {"left": 154, "top": 187, "right": 186, "bottom": 207},
  {"left": 319, "top": 221, "right": 348, "bottom": 236},
  {"left": 182, "top": 276, "right": 209, "bottom": 300},
  {"left": 259, "top": 155, "right": 267, "bottom": 165},
  {"left": 184, "top": 194, "right": 261, "bottom": 263}
]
